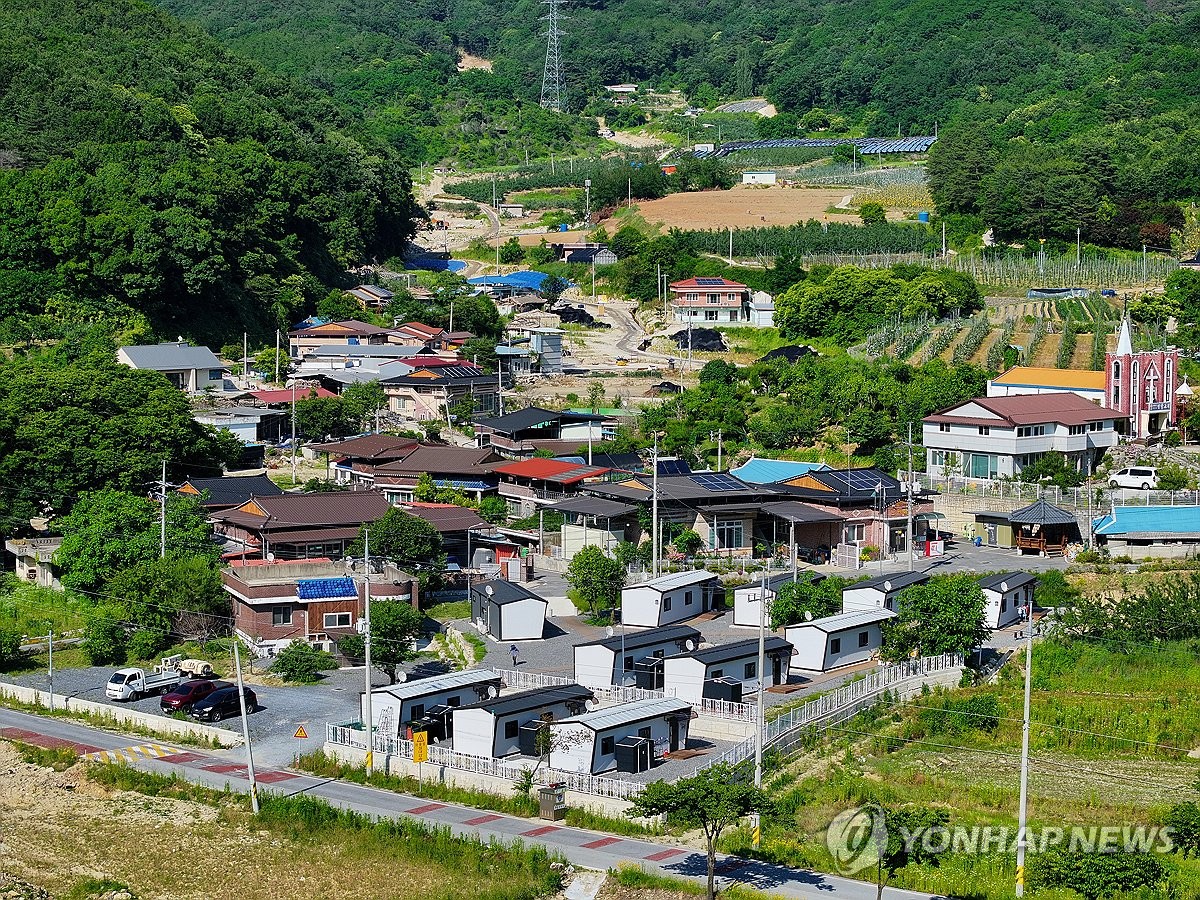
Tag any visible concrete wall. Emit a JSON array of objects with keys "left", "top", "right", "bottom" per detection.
[
  {"left": 325, "top": 741, "right": 641, "bottom": 819},
  {"left": 0, "top": 683, "right": 242, "bottom": 747}
]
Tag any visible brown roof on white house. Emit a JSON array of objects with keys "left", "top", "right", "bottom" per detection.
[
  {"left": 212, "top": 491, "right": 391, "bottom": 531},
  {"left": 924, "top": 393, "right": 1111, "bottom": 428},
  {"left": 373, "top": 445, "right": 503, "bottom": 476}
]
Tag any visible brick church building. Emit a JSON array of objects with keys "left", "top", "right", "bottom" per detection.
[{"left": 1105, "top": 319, "right": 1180, "bottom": 439}]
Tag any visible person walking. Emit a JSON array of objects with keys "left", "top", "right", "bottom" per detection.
[{"left": 510, "top": 643, "right": 520, "bottom": 667}]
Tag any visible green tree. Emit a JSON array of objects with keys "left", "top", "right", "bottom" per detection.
[
  {"left": 295, "top": 395, "right": 353, "bottom": 440},
  {"left": 1165, "top": 801, "right": 1200, "bottom": 856},
  {"left": 610, "top": 225, "right": 647, "bottom": 259},
  {"left": 525, "top": 240, "right": 557, "bottom": 266},
  {"left": 565, "top": 545, "right": 624, "bottom": 617},
  {"left": 1157, "top": 461, "right": 1191, "bottom": 491},
  {"left": 253, "top": 347, "right": 290, "bottom": 384},
  {"left": 499, "top": 237, "right": 525, "bottom": 265},
  {"left": 478, "top": 495, "right": 508, "bottom": 524},
  {"left": 342, "top": 381, "right": 388, "bottom": 429},
  {"left": 272, "top": 640, "right": 338, "bottom": 683},
  {"left": 882, "top": 574, "right": 988, "bottom": 659},
  {"left": 105, "top": 556, "right": 227, "bottom": 641},
  {"left": 859, "top": 201, "right": 886, "bottom": 226},
  {"left": 630, "top": 764, "right": 767, "bottom": 900},
  {"left": 862, "top": 805, "right": 951, "bottom": 900},
  {"left": 769, "top": 575, "right": 845, "bottom": 630},
  {"left": 351, "top": 508, "right": 444, "bottom": 570},
  {"left": 414, "top": 472, "right": 437, "bottom": 501},
  {"left": 1026, "top": 851, "right": 1166, "bottom": 899},
  {"left": 317, "top": 290, "right": 365, "bottom": 322},
  {"left": 55, "top": 490, "right": 218, "bottom": 594},
  {"left": 0, "top": 627, "right": 23, "bottom": 670},
  {"left": 540, "top": 275, "right": 569, "bottom": 301},
  {"left": 338, "top": 600, "right": 423, "bottom": 684},
  {"left": 585, "top": 381, "right": 606, "bottom": 413},
  {"left": 82, "top": 602, "right": 127, "bottom": 666},
  {"left": 1019, "top": 450, "right": 1084, "bottom": 488},
  {"left": 673, "top": 529, "right": 704, "bottom": 556}
]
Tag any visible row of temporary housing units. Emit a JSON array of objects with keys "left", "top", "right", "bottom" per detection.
[{"left": 353, "top": 668, "right": 693, "bottom": 776}]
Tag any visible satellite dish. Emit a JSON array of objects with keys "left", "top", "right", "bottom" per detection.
[
  {"left": 486, "top": 683, "right": 500, "bottom": 698},
  {"left": 1000, "top": 582, "right": 1009, "bottom": 593},
  {"left": 803, "top": 611, "right": 813, "bottom": 622},
  {"left": 267, "top": 552, "right": 275, "bottom": 561},
  {"left": 395, "top": 671, "right": 408, "bottom": 683},
  {"left": 485, "top": 585, "right": 494, "bottom": 596},
  {"left": 684, "top": 638, "right": 698, "bottom": 651},
  {"left": 883, "top": 580, "right": 892, "bottom": 591},
  {"left": 584, "top": 698, "right": 597, "bottom": 711},
  {"left": 606, "top": 625, "right": 615, "bottom": 638}
]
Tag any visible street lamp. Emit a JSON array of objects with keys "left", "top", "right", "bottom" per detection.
[{"left": 584, "top": 179, "right": 592, "bottom": 224}]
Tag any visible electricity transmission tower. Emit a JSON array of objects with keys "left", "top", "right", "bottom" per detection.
[{"left": 539, "top": 0, "right": 567, "bottom": 112}]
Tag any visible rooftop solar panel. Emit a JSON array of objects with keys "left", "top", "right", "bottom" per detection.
[
  {"left": 695, "top": 278, "right": 726, "bottom": 286},
  {"left": 689, "top": 473, "right": 745, "bottom": 492},
  {"left": 657, "top": 459, "right": 693, "bottom": 476},
  {"left": 297, "top": 577, "right": 358, "bottom": 600}
]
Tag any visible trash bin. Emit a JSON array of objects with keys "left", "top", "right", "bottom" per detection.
[{"left": 538, "top": 783, "right": 567, "bottom": 821}]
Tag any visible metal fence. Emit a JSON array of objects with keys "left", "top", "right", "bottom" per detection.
[{"left": 918, "top": 472, "right": 1200, "bottom": 515}]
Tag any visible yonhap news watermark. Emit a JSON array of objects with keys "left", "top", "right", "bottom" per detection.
[{"left": 826, "top": 805, "right": 1176, "bottom": 876}]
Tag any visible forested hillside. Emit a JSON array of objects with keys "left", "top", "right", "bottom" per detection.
[
  {"left": 0, "top": 0, "right": 420, "bottom": 345},
  {"left": 156, "top": 0, "right": 601, "bottom": 167}
]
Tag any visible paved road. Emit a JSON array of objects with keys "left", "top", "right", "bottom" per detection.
[{"left": 0, "top": 707, "right": 942, "bottom": 900}]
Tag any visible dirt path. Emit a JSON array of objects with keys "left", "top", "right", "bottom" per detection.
[
  {"left": 968, "top": 328, "right": 1003, "bottom": 366},
  {"left": 1030, "top": 331, "right": 1062, "bottom": 367}
]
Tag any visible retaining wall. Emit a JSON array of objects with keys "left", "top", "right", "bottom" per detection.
[
  {"left": 323, "top": 742, "right": 638, "bottom": 819},
  {"left": 0, "top": 683, "right": 242, "bottom": 748}
]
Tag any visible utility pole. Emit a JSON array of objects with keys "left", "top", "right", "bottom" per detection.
[
  {"left": 1143, "top": 244, "right": 1148, "bottom": 287},
  {"left": 717, "top": 430, "right": 723, "bottom": 472},
  {"left": 1076, "top": 228, "right": 1082, "bottom": 269},
  {"left": 363, "top": 529, "right": 374, "bottom": 776},
  {"left": 290, "top": 379, "right": 297, "bottom": 485},
  {"left": 274, "top": 329, "right": 281, "bottom": 385},
  {"left": 1015, "top": 594, "right": 1033, "bottom": 896},
  {"left": 907, "top": 422, "right": 915, "bottom": 572},
  {"left": 790, "top": 520, "right": 797, "bottom": 582},
  {"left": 754, "top": 566, "right": 766, "bottom": 795},
  {"left": 584, "top": 179, "right": 592, "bottom": 223},
  {"left": 47, "top": 630, "right": 54, "bottom": 712},
  {"left": 159, "top": 459, "right": 168, "bottom": 559},
  {"left": 233, "top": 641, "right": 260, "bottom": 814},
  {"left": 651, "top": 432, "right": 660, "bottom": 576},
  {"left": 243, "top": 332, "right": 248, "bottom": 390}
]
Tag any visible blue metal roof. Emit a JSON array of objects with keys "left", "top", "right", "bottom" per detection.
[
  {"left": 1093, "top": 506, "right": 1200, "bottom": 536},
  {"left": 730, "top": 458, "right": 830, "bottom": 484},
  {"left": 296, "top": 577, "right": 358, "bottom": 600},
  {"left": 468, "top": 271, "right": 559, "bottom": 291},
  {"left": 434, "top": 478, "right": 492, "bottom": 491}
]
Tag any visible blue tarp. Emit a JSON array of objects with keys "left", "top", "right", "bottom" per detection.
[
  {"left": 1093, "top": 505, "right": 1200, "bottom": 536},
  {"left": 410, "top": 257, "right": 467, "bottom": 273}
]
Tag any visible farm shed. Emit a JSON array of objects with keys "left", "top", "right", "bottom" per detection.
[
  {"left": 661, "top": 636, "right": 794, "bottom": 703},
  {"left": 840, "top": 571, "right": 928, "bottom": 614},
  {"left": 573, "top": 624, "right": 702, "bottom": 688},
  {"left": 785, "top": 609, "right": 895, "bottom": 672},
  {"left": 972, "top": 511, "right": 1017, "bottom": 549},
  {"left": 450, "top": 685, "right": 594, "bottom": 758},
  {"left": 1092, "top": 505, "right": 1200, "bottom": 559},
  {"left": 731, "top": 571, "right": 825, "bottom": 628},
  {"left": 620, "top": 569, "right": 720, "bottom": 627},
  {"left": 363, "top": 669, "right": 503, "bottom": 739},
  {"left": 978, "top": 572, "right": 1035, "bottom": 630},
  {"left": 470, "top": 579, "right": 548, "bottom": 641},
  {"left": 549, "top": 697, "right": 693, "bottom": 774}
]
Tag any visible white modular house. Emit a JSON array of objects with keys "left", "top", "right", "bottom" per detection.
[
  {"left": 732, "top": 572, "right": 825, "bottom": 627},
  {"left": 978, "top": 571, "right": 1036, "bottom": 630},
  {"left": 549, "top": 697, "right": 693, "bottom": 774},
  {"left": 661, "top": 636, "right": 794, "bottom": 703},
  {"left": 573, "top": 624, "right": 702, "bottom": 688},
  {"left": 922, "top": 393, "right": 1117, "bottom": 481},
  {"left": 621, "top": 569, "right": 720, "bottom": 628},
  {"left": 470, "top": 579, "right": 548, "bottom": 641},
  {"left": 785, "top": 609, "right": 896, "bottom": 672},
  {"left": 450, "top": 685, "right": 594, "bottom": 758},
  {"left": 363, "top": 669, "right": 504, "bottom": 738},
  {"left": 840, "top": 571, "right": 929, "bottom": 614}
]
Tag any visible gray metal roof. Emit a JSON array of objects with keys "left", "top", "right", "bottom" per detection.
[
  {"left": 682, "top": 636, "right": 793, "bottom": 665},
  {"left": 456, "top": 684, "right": 594, "bottom": 716},
  {"left": 1009, "top": 499, "right": 1078, "bottom": 525},
  {"left": 556, "top": 696, "right": 692, "bottom": 730},
  {"left": 575, "top": 624, "right": 701, "bottom": 652},
  {"left": 472, "top": 579, "right": 546, "bottom": 606},
  {"left": 846, "top": 571, "right": 929, "bottom": 593},
  {"left": 627, "top": 569, "right": 718, "bottom": 593},
  {"left": 978, "top": 572, "right": 1038, "bottom": 592},
  {"left": 370, "top": 669, "right": 501, "bottom": 701},
  {"left": 119, "top": 342, "right": 222, "bottom": 371},
  {"left": 788, "top": 608, "right": 896, "bottom": 633}
]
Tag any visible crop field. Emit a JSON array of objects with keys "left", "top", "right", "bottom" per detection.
[{"left": 633, "top": 185, "right": 864, "bottom": 229}]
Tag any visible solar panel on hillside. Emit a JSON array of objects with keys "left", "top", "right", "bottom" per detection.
[
  {"left": 689, "top": 473, "right": 745, "bottom": 492},
  {"left": 657, "top": 459, "right": 693, "bottom": 476}
]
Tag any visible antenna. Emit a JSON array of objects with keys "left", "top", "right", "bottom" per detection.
[{"left": 539, "top": 0, "right": 567, "bottom": 112}]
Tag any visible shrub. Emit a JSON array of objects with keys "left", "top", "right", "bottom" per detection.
[
  {"left": 82, "top": 602, "right": 127, "bottom": 665},
  {"left": 271, "top": 640, "right": 337, "bottom": 683},
  {"left": 0, "top": 627, "right": 22, "bottom": 669},
  {"left": 1026, "top": 851, "right": 1165, "bottom": 898},
  {"left": 127, "top": 628, "right": 171, "bottom": 661}
]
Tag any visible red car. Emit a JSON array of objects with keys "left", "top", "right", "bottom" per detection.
[{"left": 160, "top": 679, "right": 228, "bottom": 713}]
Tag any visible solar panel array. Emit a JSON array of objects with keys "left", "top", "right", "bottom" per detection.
[
  {"left": 657, "top": 459, "right": 693, "bottom": 476},
  {"left": 689, "top": 473, "right": 746, "bottom": 492},
  {"left": 827, "top": 470, "right": 888, "bottom": 493},
  {"left": 695, "top": 278, "right": 726, "bottom": 286}
]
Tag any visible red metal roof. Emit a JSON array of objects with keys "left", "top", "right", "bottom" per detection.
[
  {"left": 668, "top": 277, "right": 748, "bottom": 290},
  {"left": 493, "top": 458, "right": 609, "bottom": 483},
  {"left": 924, "top": 393, "right": 1113, "bottom": 428}
]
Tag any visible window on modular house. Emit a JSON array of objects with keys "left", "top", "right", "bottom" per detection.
[
  {"left": 830, "top": 638, "right": 842, "bottom": 654},
  {"left": 939, "top": 423, "right": 950, "bottom": 432},
  {"left": 663, "top": 595, "right": 672, "bottom": 611},
  {"left": 744, "top": 662, "right": 756, "bottom": 679},
  {"left": 978, "top": 426, "right": 990, "bottom": 435},
  {"left": 505, "top": 720, "right": 519, "bottom": 739},
  {"left": 601, "top": 736, "right": 615, "bottom": 754},
  {"left": 858, "top": 631, "right": 870, "bottom": 648},
  {"left": 638, "top": 726, "right": 652, "bottom": 738},
  {"left": 411, "top": 704, "right": 425, "bottom": 719},
  {"left": 684, "top": 591, "right": 693, "bottom": 605}
]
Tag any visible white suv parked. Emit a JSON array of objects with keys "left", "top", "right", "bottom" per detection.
[{"left": 1108, "top": 467, "right": 1158, "bottom": 490}]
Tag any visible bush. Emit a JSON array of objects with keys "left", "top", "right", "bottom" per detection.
[
  {"left": 126, "top": 628, "right": 171, "bottom": 661},
  {"left": 1157, "top": 461, "right": 1190, "bottom": 491},
  {"left": 82, "top": 603, "right": 127, "bottom": 665},
  {"left": 1026, "top": 851, "right": 1166, "bottom": 898},
  {"left": 271, "top": 641, "right": 337, "bottom": 683},
  {"left": 0, "top": 627, "right": 22, "bottom": 669}
]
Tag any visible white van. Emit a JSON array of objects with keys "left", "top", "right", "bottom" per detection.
[{"left": 1108, "top": 467, "right": 1158, "bottom": 490}]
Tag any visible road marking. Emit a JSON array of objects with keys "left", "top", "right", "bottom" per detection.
[
  {"left": 464, "top": 814, "right": 503, "bottom": 825},
  {"left": 200, "top": 763, "right": 244, "bottom": 774},
  {"left": 0, "top": 727, "right": 102, "bottom": 755},
  {"left": 522, "top": 825, "right": 561, "bottom": 837},
  {"left": 644, "top": 848, "right": 684, "bottom": 861},
  {"left": 255, "top": 770, "right": 299, "bottom": 784},
  {"left": 407, "top": 802, "right": 446, "bottom": 815},
  {"left": 83, "top": 743, "right": 184, "bottom": 764},
  {"left": 159, "top": 751, "right": 203, "bottom": 764},
  {"left": 581, "top": 836, "right": 622, "bottom": 849}
]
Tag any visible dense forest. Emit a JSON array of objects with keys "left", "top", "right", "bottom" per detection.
[{"left": 0, "top": 0, "right": 422, "bottom": 345}]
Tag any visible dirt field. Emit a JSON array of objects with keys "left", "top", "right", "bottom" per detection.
[{"left": 627, "top": 185, "right": 863, "bottom": 230}]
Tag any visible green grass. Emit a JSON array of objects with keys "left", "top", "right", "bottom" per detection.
[
  {"left": 426, "top": 600, "right": 471, "bottom": 621},
  {"left": 462, "top": 631, "right": 488, "bottom": 664},
  {"left": 6, "top": 738, "right": 80, "bottom": 771},
  {"left": 0, "top": 581, "right": 89, "bottom": 638},
  {"left": 609, "top": 865, "right": 764, "bottom": 899},
  {"left": 63, "top": 878, "right": 137, "bottom": 900}
]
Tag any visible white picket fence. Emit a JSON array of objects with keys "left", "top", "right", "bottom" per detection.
[{"left": 492, "top": 667, "right": 758, "bottom": 722}]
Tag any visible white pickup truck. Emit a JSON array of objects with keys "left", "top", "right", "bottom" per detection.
[{"left": 105, "top": 655, "right": 184, "bottom": 701}]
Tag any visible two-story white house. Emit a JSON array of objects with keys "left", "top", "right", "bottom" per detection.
[
  {"left": 922, "top": 393, "right": 1118, "bottom": 480},
  {"left": 668, "top": 277, "right": 750, "bottom": 324}
]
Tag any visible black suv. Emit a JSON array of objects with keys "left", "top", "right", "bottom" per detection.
[{"left": 189, "top": 685, "right": 258, "bottom": 722}]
